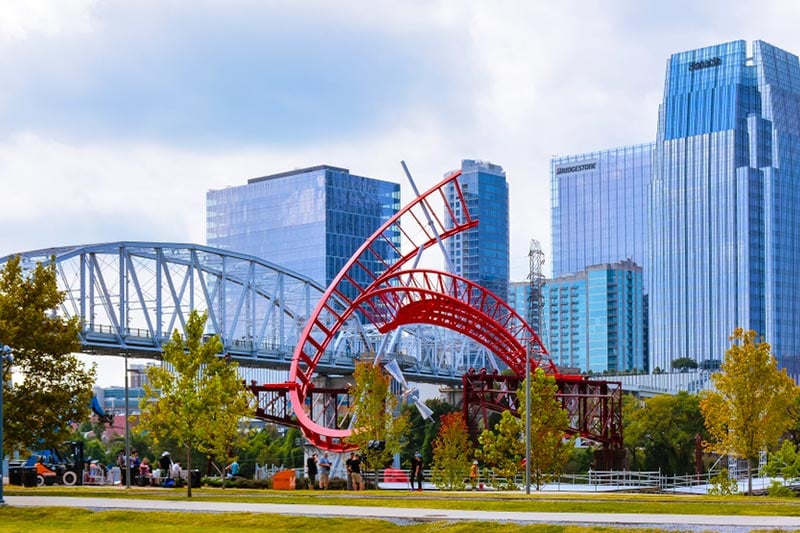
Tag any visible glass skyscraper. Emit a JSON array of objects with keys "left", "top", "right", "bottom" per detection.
[
  {"left": 445, "top": 160, "right": 510, "bottom": 303},
  {"left": 542, "top": 260, "right": 644, "bottom": 373},
  {"left": 551, "top": 144, "right": 653, "bottom": 284},
  {"left": 206, "top": 165, "right": 400, "bottom": 299},
  {"left": 650, "top": 40, "right": 800, "bottom": 374}
]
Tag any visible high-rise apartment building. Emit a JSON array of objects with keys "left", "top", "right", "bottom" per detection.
[
  {"left": 445, "top": 160, "right": 510, "bottom": 302},
  {"left": 508, "top": 281, "right": 531, "bottom": 322},
  {"left": 551, "top": 144, "right": 653, "bottom": 284},
  {"left": 542, "top": 260, "right": 645, "bottom": 373},
  {"left": 650, "top": 40, "right": 800, "bottom": 373},
  {"left": 206, "top": 165, "right": 400, "bottom": 298}
]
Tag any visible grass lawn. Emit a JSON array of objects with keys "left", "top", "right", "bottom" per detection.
[
  {"left": 5, "top": 485, "right": 800, "bottom": 519},
  {"left": 0, "top": 506, "right": 770, "bottom": 533}
]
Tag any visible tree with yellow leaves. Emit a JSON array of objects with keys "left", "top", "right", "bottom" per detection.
[
  {"left": 700, "top": 328, "right": 799, "bottom": 495},
  {"left": 346, "top": 357, "right": 409, "bottom": 484}
]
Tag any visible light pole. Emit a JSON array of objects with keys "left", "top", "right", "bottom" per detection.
[
  {"left": 524, "top": 349, "right": 531, "bottom": 495},
  {"left": 124, "top": 358, "right": 144, "bottom": 489},
  {"left": 124, "top": 354, "right": 131, "bottom": 488},
  {"left": 0, "top": 345, "right": 13, "bottom": 505}
]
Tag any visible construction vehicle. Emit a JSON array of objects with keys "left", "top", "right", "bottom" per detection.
[
  {"left": 22, "top": 440, "right": 86, "bottom": 486},
  {"left": 10, "top": 396, "right": 108, "bottom": 486}
]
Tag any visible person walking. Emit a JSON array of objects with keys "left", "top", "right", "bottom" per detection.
[
  {"left": 410, "top": 452, "right": 424, "bottom": 492},
  {"left": 306, "top": 453, "right": 318, "bottom": 490},
  {"left": 317, "top": 452, "right": 331, "bottom": 489}
]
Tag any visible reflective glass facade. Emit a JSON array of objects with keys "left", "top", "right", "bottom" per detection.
[
  {"left": 551, "top": 144, "right": 653, "bottom": 285},
  {"left": 445, "top": 160, "right": 510, "bottom": 302},
  {"left": 207, "top": 165, "right": 400, "bottom": 299},
  {"left": 650, "top": 40, "right": 800, "bottom": 374},
  {"left": 508, "top": 281, "right": 531, "bottom": 322},
  {"left": 543, "top": 260, "right": 644, "bottom": 373}
]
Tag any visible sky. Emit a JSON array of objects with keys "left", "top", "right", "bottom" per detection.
[{"left": 3, "top": 0, "right": 800, "bottom": 385}]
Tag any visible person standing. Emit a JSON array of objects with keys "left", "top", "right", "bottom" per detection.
[
  {"left": 306, "top": 453, "right": 318, "bottom": 490},
  {"left": 159, "top": 451, "right": 172, "bottom": 478},
  {"left": 345, "top": 452, "right": 355, "bottom": 490},
  {"left": 350, "top": 452, "right": 363, "bottom": 491},
  {"left": 469, "top": 460, "right": 479, "bottom": 490},
  {"left": 410, "top": 452, "right": 424, "bottom": 492},
  {"left": 317, "top": 452, "right": 331, "bottom": 489}
]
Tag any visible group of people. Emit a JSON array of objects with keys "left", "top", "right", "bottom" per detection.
[
  {"left": 103, "top": 449, "right": 181, "bottom": 486},
  {"left": 303, "top": 450, "right": 429, "bottom": 491},
  {"left": 305, "top": 451, "right": 332, "bottom": 489}
]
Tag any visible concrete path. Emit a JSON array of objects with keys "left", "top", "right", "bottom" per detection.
[{"left": 6, "top": 495, "right": 800, "bottom": 531}]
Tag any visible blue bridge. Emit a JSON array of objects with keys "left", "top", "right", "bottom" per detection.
[{"left": 1, "top": 242, "right": 493, "bottom": 384}]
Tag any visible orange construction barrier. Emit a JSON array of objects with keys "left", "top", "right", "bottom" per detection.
[{"left": 272, "top": 469, "right": 296, "bottom": 490}]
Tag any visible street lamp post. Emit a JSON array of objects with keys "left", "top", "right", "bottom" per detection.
[
  {"left": 124, "top": 354, "right": 131, "bottom": 488},
  {"left": 124, "top": 358, "right": 144, "bottom": 489},
  {"left": 525, "top": 349, "right": 531, "bottom": 495},
  {"left": 0, "top": 345, "right": 13, "bottom": 505}
]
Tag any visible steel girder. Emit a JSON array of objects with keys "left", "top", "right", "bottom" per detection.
[{"left": 461, "top": 371, "right": 624, "bottom": 450}]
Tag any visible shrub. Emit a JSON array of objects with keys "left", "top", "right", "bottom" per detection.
[
  {"left": 707, "top": 468, "right": 739, "bottom": 496},
  {"left": 767, "top": 480, "right": 796, "bottom": 498}
]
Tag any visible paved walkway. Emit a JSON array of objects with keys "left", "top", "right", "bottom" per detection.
[{"left": 6, "top": 495, "right": 800, "bottom": 531}]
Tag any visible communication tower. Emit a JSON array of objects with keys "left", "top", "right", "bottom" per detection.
[{"left": 527, "top": 239, "right": 545, "bottom": 336}]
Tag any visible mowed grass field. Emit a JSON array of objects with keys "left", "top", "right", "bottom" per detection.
[{"left": 2, "top": 486, "right": 800, "bottom": 532}]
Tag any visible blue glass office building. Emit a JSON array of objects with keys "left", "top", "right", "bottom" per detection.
[
  {"left": 551, "top": 144, "right": 653, "bottom": 284},
  {"left": 445, "top": 160, "right": 510, "bottom": 303},
  {"left": 207, "top": 165, "right": 400, "bottom": 298},
  {"left": 543, "top": 260, "right": 644, "bottom": 373},
  {"left": 650, "top": 40, "right": 800, "bottom": 373}
]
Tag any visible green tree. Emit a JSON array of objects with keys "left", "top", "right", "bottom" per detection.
[
  {"left": 763, "top": 440, "right": 800, "bottom": 490},
  {"left": 517, "top": 368, "right": 575, "bottom": 489},
  {"left": 346, "top": 357, "right": 409, "bottom": 481},
  {"left": 625, "top": 391, "right": 707, "bottom": 475},
  {"left": 137, "top": 310, "right": 254, "bottom": 497},
  {"left": 700, "top": 328, "right": 799, "bottom": 495},
  {"left": 0, "top": 255, "right": 96, "bottom": 452},
  {"left": 621, "top": 393, "right": 643, "bottom": 469},
  {"left": 671, "top": 357, "right": 699, "bottom": 371},
  {"left": 430, "top": 412, "right": 472, "bottom": 490},
  {"left": 477, "top": 409, "right": 523, "bottom": 489}
]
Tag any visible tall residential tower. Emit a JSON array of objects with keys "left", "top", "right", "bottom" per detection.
[{"left": 445, "top": 160, "right": 510, "bottom": 303}]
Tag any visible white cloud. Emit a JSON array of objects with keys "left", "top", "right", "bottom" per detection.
[{"left": 0, "top": 0, "right": 96, "bottom": 44}]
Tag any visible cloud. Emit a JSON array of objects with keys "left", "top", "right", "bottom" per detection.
[
  {"left": 3, "top": 0, "right": 800, "bottom": 282},
  {"left": 0, "top": 0, "right": 96, "bottom": 44},
  {"left": 0, "top": 1, "right": 475, "bottom": 147}
]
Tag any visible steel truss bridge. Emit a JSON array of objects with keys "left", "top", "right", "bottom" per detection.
[
  {"left": 1, "top": 166, "right": 622, "bottom": 458},
  {"left": 0, "top": 242, "right": 498, "bottom": 383}
]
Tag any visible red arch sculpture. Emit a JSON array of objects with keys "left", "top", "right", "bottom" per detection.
[{"left": 287, "top": 172, "right": 556, "bottom": 450}]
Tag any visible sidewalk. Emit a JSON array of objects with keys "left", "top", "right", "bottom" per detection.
[{"left": 6, "top": 495, "right": 800, "bottom": 531}]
